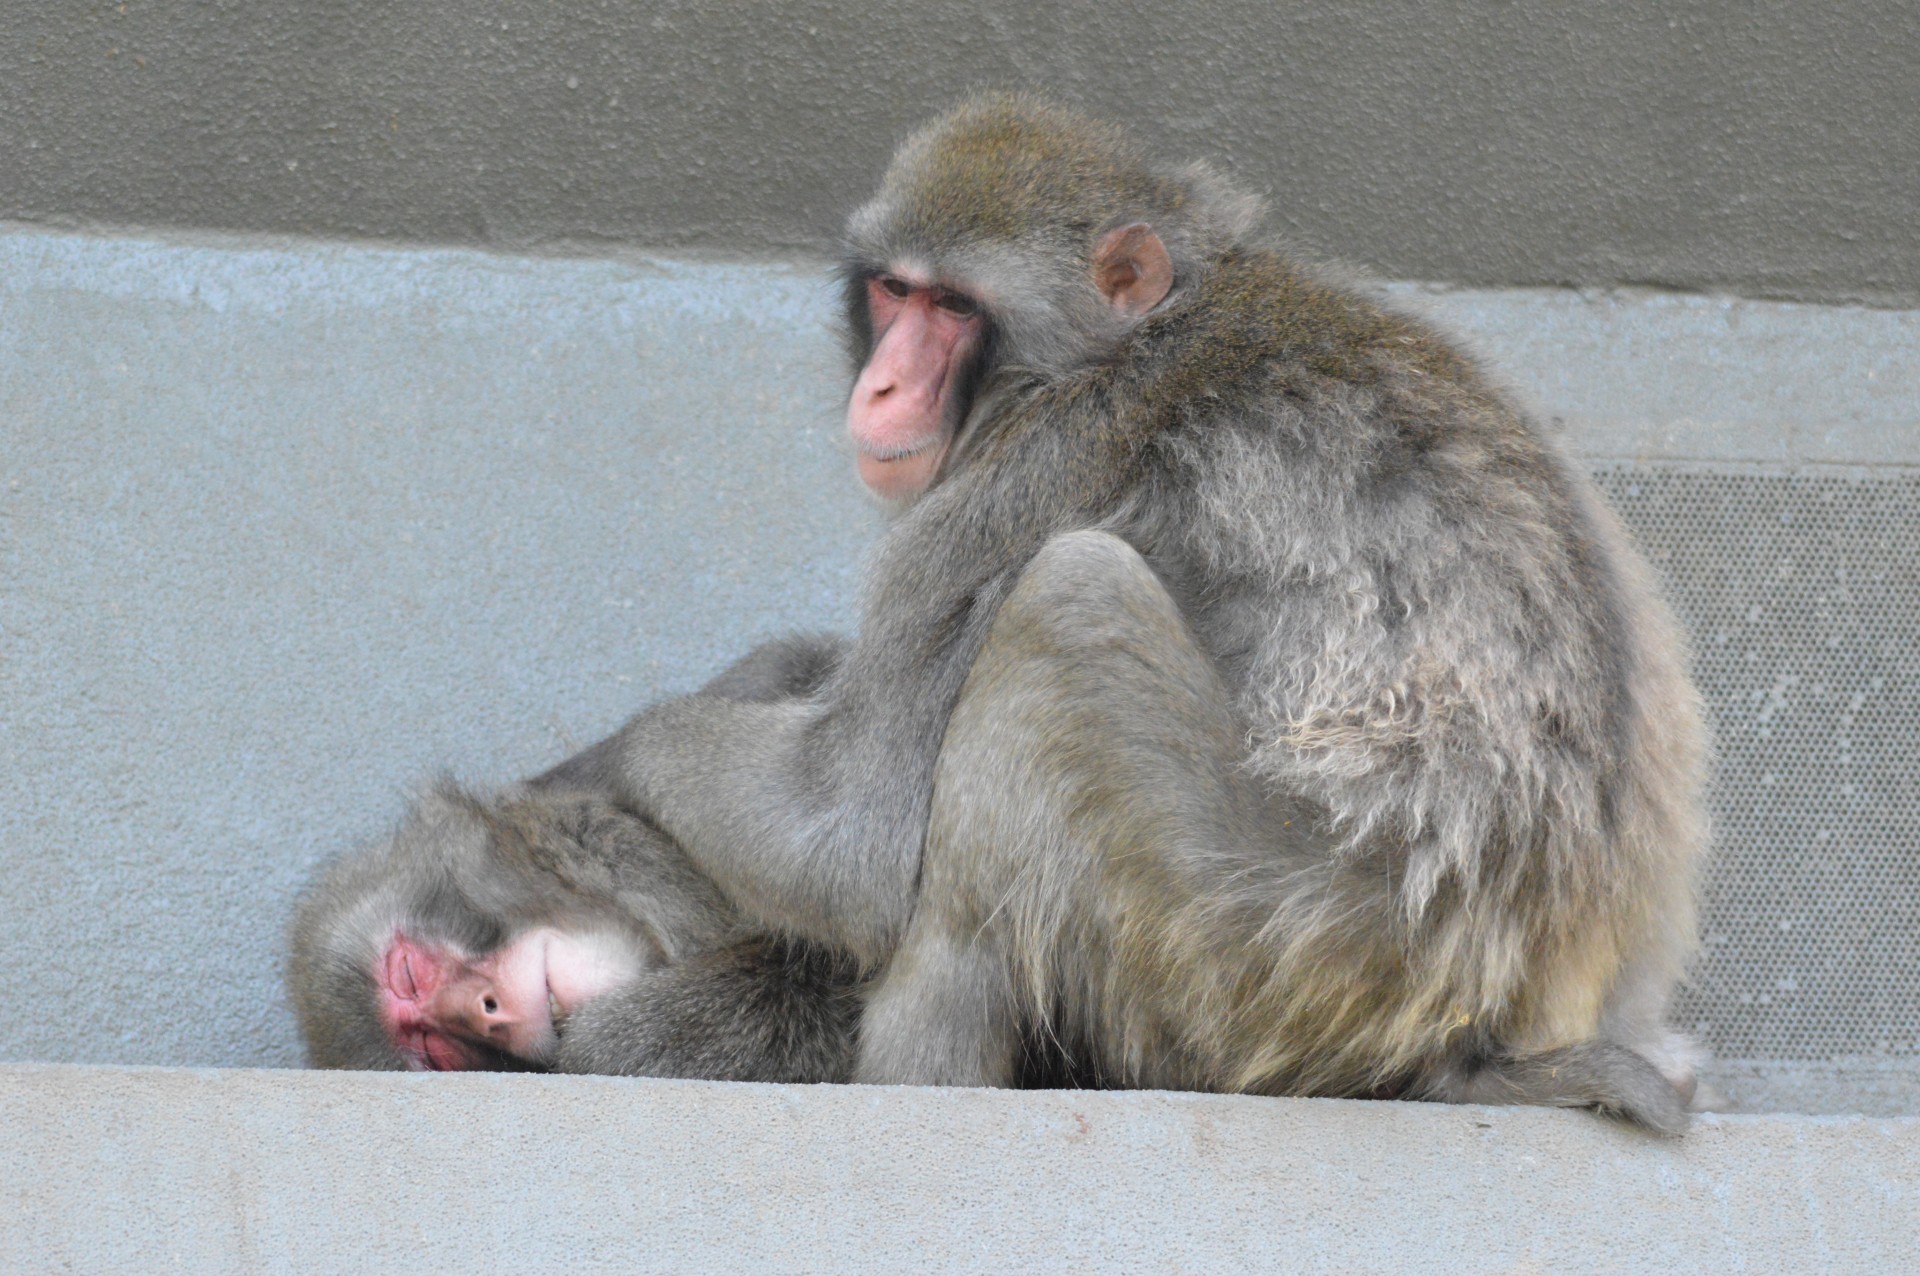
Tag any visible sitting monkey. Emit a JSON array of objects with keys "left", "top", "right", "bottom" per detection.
[{"left": 596, "top": 97, "right": 1710, "bottom": 1132}]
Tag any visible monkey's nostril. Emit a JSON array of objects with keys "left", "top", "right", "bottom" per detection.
[{"left": 482, "top": 996, "right": 498, "bottom": 1015}]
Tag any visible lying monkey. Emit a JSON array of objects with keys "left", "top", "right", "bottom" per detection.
[
  {"left": 288, "top": 636, "right": 861, "bottom": 1080},
  {"left": 289, "top": 774, "right": 861, "bottom": 1079},
  {"left": 291, "top": 634, "right": 1096, "bottom": 1083}
]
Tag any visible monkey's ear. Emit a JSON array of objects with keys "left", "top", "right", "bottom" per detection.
[{"left": 1092, "top": 223, "right": 1174, "bottom": 318}]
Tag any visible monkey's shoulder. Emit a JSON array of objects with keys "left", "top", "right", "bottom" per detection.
[{"left": 1135, "top": 250, "right": 1493, "bottom": 414}]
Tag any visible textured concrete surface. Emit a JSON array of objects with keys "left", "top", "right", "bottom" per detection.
[
  {"left": 3, "top": 228, "right": 1918, "bottom": 1096},
  {"left": 3, "top": 1065, "right": 1916, "bottom": 1275},
  {"left": 4, "top": 2, "right": 1918, "bottom": 305}
]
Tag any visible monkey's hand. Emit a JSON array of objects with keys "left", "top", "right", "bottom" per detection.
[{"left": 530, "top": 634, "right": 846, "bottom": 796}]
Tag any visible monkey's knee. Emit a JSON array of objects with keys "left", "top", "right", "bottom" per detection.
[
  {"left": 937, "top": 525, "right": 1244, "bottom": 876},
  {"left": 1000, "top": 530, "right": 1183, "bottom": 648},
  {"left": 1023, "top": 528, "right": 1153, "bottom": 589},
  {"left": 969, "top": 528, "right": 1235, "bottom": 768}
]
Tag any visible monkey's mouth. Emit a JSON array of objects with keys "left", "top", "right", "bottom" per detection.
[
  {"left": 855, "top": 435, "right": 950, "bottom": 501},
  {"left": 547, "top": 989, "right": 568, "bottom": 1032},
  {"left": 857, "top": 435, "right": 944, "bottom": 462}
]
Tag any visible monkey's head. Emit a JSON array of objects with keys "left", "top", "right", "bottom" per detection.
[
  {"left": 288, "top": 783, "right": 700, "bottom": 1071},
  {"left": 840, "top": 93, "right": 1260, "bottom": 502}
]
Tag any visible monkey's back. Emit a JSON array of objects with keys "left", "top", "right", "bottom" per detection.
[{"left": 1100, "top": 250, "right": 1709, "bottom": 1089}]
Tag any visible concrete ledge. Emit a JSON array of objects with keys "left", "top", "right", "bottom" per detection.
[{"left": 3, "top": 1065, "right": 1914, "bottom": 1275}]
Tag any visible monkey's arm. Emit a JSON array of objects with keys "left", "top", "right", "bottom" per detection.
[
  {"left": 554, "top": 938, "right": 859, "bottom": 1083},
  {"left": 610, "top": 637, "right": 984, "bottom": 961},
  {"left": 613, "top": 480, "right": 1034, "bottom": 959},
  {"left": 694, "top": 632, "right": 849, "bottom": 703}
]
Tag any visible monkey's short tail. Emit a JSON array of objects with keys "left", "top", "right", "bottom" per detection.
[{"left": 1436, "top": 1042, "right": 1693, "bottom": 1135}]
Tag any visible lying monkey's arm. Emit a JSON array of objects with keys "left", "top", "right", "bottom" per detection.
[
  {"left": 610, "top": 646, "right": 978, "bottom": 961},
  {"left": 694, "top": 631, "right": 849, "bottom": 703},
  {"left": 555, "top": 937, "right": 859, "bottom": 1083}
]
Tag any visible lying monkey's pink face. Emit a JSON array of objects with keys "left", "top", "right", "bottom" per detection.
[
  {"left": 378, "top": 928, "right": 642, "bottom": 1070},
  {"left": 846, "top": 268, "right": 987, "bottom": 502}
]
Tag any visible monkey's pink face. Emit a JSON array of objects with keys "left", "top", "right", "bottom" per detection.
[
  {"left": 379, "top": 929, "right": 639, "bottom": 1070},
  {"left": 847, "top": 269, "right": 987, "bottom": 502}
]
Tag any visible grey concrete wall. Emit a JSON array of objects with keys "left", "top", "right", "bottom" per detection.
[
  {"left": 3, "top": 2, "right": 1917, "bottom": 306},
  {"left": 4, "top": 1065, "right": 1916, "bottom": 1275},
  {"left": 5, "top": 227, "right": 1919, "bottom": 1100},
  {"left": 0, "top": 228, "right": 877, "bottom": 1069}
]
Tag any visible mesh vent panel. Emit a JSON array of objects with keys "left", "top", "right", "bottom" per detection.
[{"left": 1591, "top": 464, "right": 1920, "bottom": 1063}]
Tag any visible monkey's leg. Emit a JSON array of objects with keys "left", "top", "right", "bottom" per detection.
[
  {"left": 858, "top": 530, "right": 1252, "bottom": 1087},
  {"left": 1427, "top": 1042, "right": 1692, "bottom": 1136},
  {"left": 858, "top": 531, "right": 1695, "bottom": 1132},
  {"left": 856, "top": 924, "right": 1020, "bottom": 1086}
]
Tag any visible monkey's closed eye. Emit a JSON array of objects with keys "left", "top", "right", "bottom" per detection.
[
  {"left": 878, "top": 275, "right": 912, "bottom": 298},
  {"left": 935, "top": 291, "right": 979, "bottom": 317}
]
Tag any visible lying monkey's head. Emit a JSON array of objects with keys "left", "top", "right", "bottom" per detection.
[{"left": 287, "top": 782, "right": 727, "bottom": 1071}]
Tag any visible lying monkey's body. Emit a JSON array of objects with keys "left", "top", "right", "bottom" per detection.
[
  {"left": 289, "top": 633, "right": 1094, "bottom": 1087},
  {"left": 288, "top": 636, "right": 863, "bottom": 1082},
  {"left": 288, "top": 777, "right": 860, "bottom": 1080}
]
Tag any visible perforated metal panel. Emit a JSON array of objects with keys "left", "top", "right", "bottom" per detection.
[{"left": 1591, "top": 464, "right": 1920, "bottom": 1066}]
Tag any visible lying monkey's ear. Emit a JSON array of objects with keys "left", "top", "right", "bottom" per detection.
[{"left": 1092, "top": 222, "right": 1173, "bottom": 317}]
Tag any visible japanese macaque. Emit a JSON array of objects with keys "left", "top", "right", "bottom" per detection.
[
  {"left": 288, "top": 637, "right": 860, "bottom": 1081},
  {"left": 286, "top": 780, "right": 861, "bottom": 1079},
  {"left": 602, "top": 95, "right": 1710, "bottom": 1132}
]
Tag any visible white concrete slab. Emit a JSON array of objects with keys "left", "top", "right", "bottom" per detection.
[{"left": 3, "top": 1065, "right": 1915, "bottom": 1276}]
